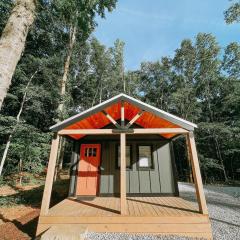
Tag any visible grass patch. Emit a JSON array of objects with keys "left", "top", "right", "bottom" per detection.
[{"left": 0, "top": 178, "right": 69, "bottom": 207}]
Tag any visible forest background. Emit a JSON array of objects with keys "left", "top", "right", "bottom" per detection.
[{"left": 0, "top": 0, "right": 240, "bottom": 185}]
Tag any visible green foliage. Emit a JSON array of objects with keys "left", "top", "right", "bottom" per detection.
[
  {"left": 0, "top": 0, "right": 13, "bottom": 30},
  {"left": 0, "top": 1, "right": 239, "bottom": 185},
  {"left": 0, "top": 123, "right": 51, "bottom": 175},
  {"left": 137, "top": 33, "right": 240, "bottom": 183},
  {"left": 224, "top": 1, "right": 240, "bottom": 24},
  {"left": 139, "top": 57, "right": 173, "bottom": 111},
  {"left": 69, "top": 38, "right": 126, "bottom": 110},
  {"left": 53, "top": 0, "right": 117, "bottom": 37}
]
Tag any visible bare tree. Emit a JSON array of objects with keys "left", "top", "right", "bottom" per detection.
[{"left": 0, "top": 70, "right": 38, "bottom": 176}]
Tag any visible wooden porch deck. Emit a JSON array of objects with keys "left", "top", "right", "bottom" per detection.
[{"left": 37, "top": 196, "right": 212, "bottom": 239}]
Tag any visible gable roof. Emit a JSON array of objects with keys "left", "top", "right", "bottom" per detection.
[{"left": 50, "top": 94, "right": 197, "bottom": 136}]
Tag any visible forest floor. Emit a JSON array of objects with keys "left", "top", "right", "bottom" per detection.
[
  {"left": 0, "top": 177, "right": 69, "bottom": 240},
  {"left": 0, "top": 181, "right": 239, "bottom": 240}
]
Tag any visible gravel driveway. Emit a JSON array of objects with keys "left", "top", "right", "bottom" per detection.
[{"left": 86, "top": 182, "right": 240, "bottom": 240}]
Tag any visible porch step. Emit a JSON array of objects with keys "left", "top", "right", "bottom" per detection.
[{"left": 41, "top": 225, "right": 88, "bottom": 240}]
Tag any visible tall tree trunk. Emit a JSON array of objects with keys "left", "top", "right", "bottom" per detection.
[
  {"left": 57, "top": 25, "right": 77, "bottom": 120},
  {"left": 122, "top": 64, "right": 125, "bottom": 93},
  {"left": 0, "top": 70, "right": 38, "bottom": 176},
  {"left": 0, "top": 0, "right": 36, "bottom": 110},
  {"left": 55, "top": 25, "right": 77, "bottom": 177},
  {"left": 92, "top": 86, "right": 99, "bottom": 107},
  {"left": 214, "top": 136, "right": 228, "bottom": 182},
  {"left": 99, "top": 73, "right": 103, "bottom": 103}
]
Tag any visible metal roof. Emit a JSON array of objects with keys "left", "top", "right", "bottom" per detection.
[{"left": 50, "top": 94, "right": 197, "bottom": 135}]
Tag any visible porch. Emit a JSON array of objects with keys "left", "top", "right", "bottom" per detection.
[{"left": 37, "top": 196, "right": 212, "bottom": 239}]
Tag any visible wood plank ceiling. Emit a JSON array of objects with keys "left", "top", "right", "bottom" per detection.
[{"left": 65, "top": 102, "right": 180, "bottom": 140}]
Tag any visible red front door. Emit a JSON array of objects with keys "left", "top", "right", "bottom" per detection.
[{"left": 76, "top": 144, "right": 101, "bottom": 196}]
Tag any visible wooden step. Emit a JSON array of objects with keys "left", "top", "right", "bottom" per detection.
[
  {"left": 38, "top": 222, "right": 212, "bottom": 240},
  {"left": 40, "top": 225, "right": 88, "bottom": 240}
]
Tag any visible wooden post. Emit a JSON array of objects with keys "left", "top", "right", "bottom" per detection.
[
  {"left": 120, "top": 133, "right": 127, "bottom": 215},
  {"left": 40, "top": 133, "right": 60, "bottom": 215},
  {"left": 187, "top": 132, "right": 208, "bottom": 215},
  {"left": 120, "top": 100, "right": 126, "bottom": 215},
  {"left": 121, "top": 100, "right": 124, "bottom": 127},
  {"left": 185, "top": 135, "right": 194, "bottom": 183}
]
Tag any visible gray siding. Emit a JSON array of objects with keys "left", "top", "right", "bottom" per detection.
[
  {"left": 99, "top": 141, "right": 176, "bottom": 195},
  {"left": 69, "top": 142, "right": 79, "bottom": 196},
  {"left": 72, "top": 135, "right": 178, "bottom": 196}
]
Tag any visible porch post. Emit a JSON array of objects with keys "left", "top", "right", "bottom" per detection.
[
  {"left": 120, "top": 132, "right": 127, "bottom": 215},
  {"left": 185, "top": 135, "right": 194, "bottom": 183},
  {"left": 40, "top": 133, "right": 60, "bottom": 215},
  {"left": 187, "top": 131, "right": 208, "bottom": 215},
  {"left": 120, "top": 100, "right": 127, "bottom": 215}
]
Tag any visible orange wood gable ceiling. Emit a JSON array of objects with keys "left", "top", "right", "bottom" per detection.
[{"left": 65, "top": 101, "right": 180, "bottom": 140}]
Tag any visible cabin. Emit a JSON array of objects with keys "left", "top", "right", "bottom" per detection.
[{"left": 36, "top": 93, "right": 212, "bottom": 239}]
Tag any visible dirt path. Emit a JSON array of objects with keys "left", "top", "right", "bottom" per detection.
[{"left": 0, "top": 207, "right": 40, "bottom": 240}]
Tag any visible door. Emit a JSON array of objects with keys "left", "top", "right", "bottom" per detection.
[{"left": 76, "top": 144, "right": 101, "bottom": 196}]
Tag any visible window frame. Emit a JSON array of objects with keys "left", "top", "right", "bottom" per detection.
[
  {"left": 137, "top": 144, "right": 154, "bottom": 170},
  {"left": 115, "top": 144, "right": 133, "bottom": 170}
]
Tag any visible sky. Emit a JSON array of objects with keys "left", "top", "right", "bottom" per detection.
[{"left": 94, "top": 0, "right": 240, "bottom": 70}]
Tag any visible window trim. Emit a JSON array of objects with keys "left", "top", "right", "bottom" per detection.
[
  {"left": 115, "top": 144, "right": 133, "bottom": 170},
  {"left": 137, "top": 144, "right": 154, "bottom": 170}
]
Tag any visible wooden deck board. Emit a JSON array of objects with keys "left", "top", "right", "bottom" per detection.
[
  {"left": 37, "top": 197, "right": 212, "bottom": 239},
  {"left": 48, "top": 196, "right": 199, "bottom": 217}
]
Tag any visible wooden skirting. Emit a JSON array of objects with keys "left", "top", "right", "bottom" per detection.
[
  {"left": 36, "top": 197, "right": 212, "bottom": 239},
  {"left": 39, "top": 215, "right": 210, "bottom": 224}
]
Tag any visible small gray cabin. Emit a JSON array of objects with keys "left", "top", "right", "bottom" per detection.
[{"left": 37, "top": 94, "right": 212, "bottom": 239}]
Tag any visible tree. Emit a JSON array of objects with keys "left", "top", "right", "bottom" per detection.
[
  {"left": 171, "top": 39, "right": 200, "bottom": 121},
  {"left": 110, "top": 39, "right": 125, "bottom": 94},
  {"left": 54, "top": 0, "right": 117, "bottom": 121},
  {"left": 0, "top": 1, "right": 64, "bottom": 177},
  {"left": 139, "top": 57, "right": 173, "bottom": 111},
  {"left": 68, "top": 38, "right": 126, "bottom": 111},
  {"left": 224, "top": 1, "right": 240, "bottom": 24},
  {"left": 221, "top": 42, "right": 240, "bottom": 180},
  {"left": 52, "top": 0, "right": 117, "bottom": 175},
  {"left": 0, "top": 0, "right": 37, "bottom": 109},
  {"left": 88, "top": 38, "right": 112, "bottom": 104},
  {"left": 0, "top": 69, "right": 38, "bottom": 176}
]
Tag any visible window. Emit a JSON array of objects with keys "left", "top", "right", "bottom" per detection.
[
  {"left": 84, "top": 147, "right": 97, "bottom": 157},
  {"left": 92, "top": 148, "right": 97, "bottom": 157},
  {"left": 116, "top": 145, "right": 132, "bottom": 169},
  {"left": 138, "top": 145, "right": 153, "bottom": 169}
]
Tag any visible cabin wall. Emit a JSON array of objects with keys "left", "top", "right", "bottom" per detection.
[
  {"left": 69, "top": 135, "right": 179, "bottom": 196},
  {"left": 100, "top": 140, "right": 177, "bottom": 195}
]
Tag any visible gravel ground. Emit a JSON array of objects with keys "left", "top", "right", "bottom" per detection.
[
  {"left": 179, "top": 182, "right": 240, "bottom": 240},
  {"left": 85, "top": 182, "right": 240, "bottom": 240}
]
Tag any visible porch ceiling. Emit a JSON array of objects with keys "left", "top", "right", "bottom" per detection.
[{"left": 63, "top": 102, "right": 179, "bottom": 140}]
